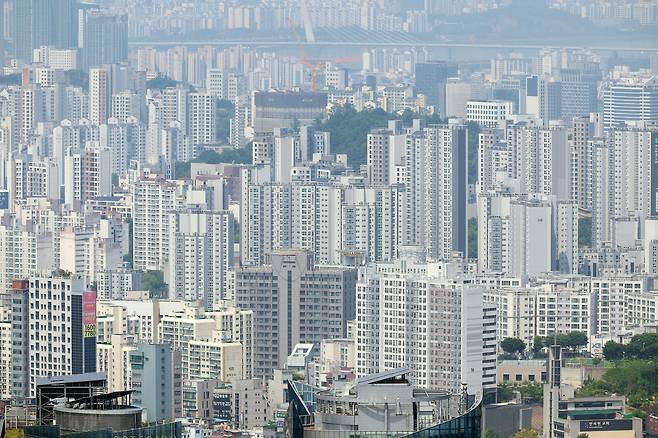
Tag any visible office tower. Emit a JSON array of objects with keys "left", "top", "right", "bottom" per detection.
[
  {"left": 556, "top": 70, "right": 599, "bottom": 121},
  {"left": 81, "top": 11, "right": 128, "bottom": 68},
  {"left": 603, "top": 77, "right": 658, "bottom": 130},
  {"left": 63, "top": 147, "right": 112, "bottom": 205},
  {"left": 235, "top": 250, "right": 357, "bottom": 378},
  {"left": 167, "top": 210, "right": 235, "bottom": 309},
  {"left": 131, "top": 176, "right": 181, "bottom": 271},
  {"left": 189, "top": 92, "right": 216, "bottom": 147},
  {"left": 525, "top": 75, "right": 561, "bottom": 123},
  {"left": 414, "top": 60, "right": 454, "bottom": 116},
  {"left": 13, "top": 0, "right": 77, "bottom": 62},
  {"left": 355, "top": 255, "right": 497, "bottom": 395},
  {"left": 466, "top": 100, "right": 514, "bottom": 128},
  {"left": 404, "top": 124, "right": 468, "bottom": 259},
  {"left": 251, "top": 91, "right": 327, "bottom": 132},
  {"left": 19, "top": 276, "right": 96, "bottom": 397},
  {"left": 90, "top": 68, "right": 111, "bottom": 126},
  {"left": 130, "top": 344, "right": 182, "bottom": 422},
  {"left": 99, "top": 119, "right": 129, "bottom": 177}
]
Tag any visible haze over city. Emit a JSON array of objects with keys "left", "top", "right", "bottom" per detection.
[{"left": 0, "top": 1, "right": 658, "bottom": 437}]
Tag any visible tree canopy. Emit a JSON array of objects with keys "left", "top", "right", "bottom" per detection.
[
  {"left": 603, "top": 333, "right": 658, "bottom": 361},
  {"left": 175, "top": 144, "right": 253, "bottom": 178},
  {"left": 533, "top": 332, "right": 589, "bottom": 352},
  {"left": 146, "top": 75, "right": 180, "bottom": 91},
  {"left": 501, "top": 338, "right": 526, "bottom": 355},
  {"left": 578, "top": 359, "right": 658, "bottom": 407},
  {"left": 314, "top": 105, "right": 459, "bottom": 169},
  {"left": 140, "top": 270, "right": 168, "bottom": 299}
]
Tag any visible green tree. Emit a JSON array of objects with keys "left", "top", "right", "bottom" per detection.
[
  {"left": 468, "top": 218, "right": 478, "bottom": 259},
  {"left": 501, "top": 338, "right": 526, "bottom": 355},
  {"left": 215, "top": 99, "right": 235, "bottom": 143},
  {"left": 509, "top": 429, "right": 540, "bottom": 438},
  {"left": 484, "top": 429, "right": 499, "bottom": 438},
  {"left": 603, "top": 340, "right": 625, "bottom": 361},
  {"left": 560, "top": 332, "right": 589, "bottom": 351},
  {"left": 146, "top": 75, "right": 179, "bottom": 90},
  {"left": 140, "top": 270, "right": 168, "bottom": 298},
  {"left": 578, "top": 359, "right": 658, "bottom": 407},
  {"left": 175, "top": 144, "right": 253, "bottom": 179},
  {"left": 577, "top": 434, "right": 589, "bottom": 438},
  {"left": 315, "top": 104, "right": 447, "bottom": 168},
  {"left": 578, "top": 217, "right": 592, "bottom": 248},
  {"left": 533, "top": 336, "right": 547, "bottom": 353},
  {"left": 624, "top": 333, "right": 658, "bottom": 360},
  {"left": 467, "top": 121, "right": 480, "bottom": 185}
]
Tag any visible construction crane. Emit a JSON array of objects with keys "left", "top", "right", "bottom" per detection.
[
  {"left": 290, "top": 14, "right": 322, "bottom": 92},
  {"left": 291, "top": 2, "right": 360, "bottom": 91}
]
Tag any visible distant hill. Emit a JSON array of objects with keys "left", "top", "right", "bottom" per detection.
[{"left": 438, "top": 0, "right": 658, "bottom": 45}]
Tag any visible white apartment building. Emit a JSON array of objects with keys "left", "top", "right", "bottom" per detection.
[
  {"left": 111, "top": 92, "right": 141, "bottom": 123},
  {"left": 25, "top": 276, "right": 96, "bottom": 396},
  {"left": 0, "top": 321, "right": 11, "bottom": 399},
  {"left": 158, "top": 307, "right": 215, "bottom": 350},
  {"left": 208, "top": 307, "right": 255, "bottom": 379},
  {"left": 183, "top": 340, "right": 243, "bottom": 382},
  {"left": 592, "top": 128, "right": 656, "bottom": 248},
  {"left": 96, "top": 299, "right": 185, "bottom": 343},
  {"left": 0, "top": 222, "right": 42, "bottom": 296},
  {"left": 190, "top": 92, "right": 215, "bottom": 146},
  {"left": 95, "top": 269, "right": 141, "bottom": 300},
  {"left": 355, "top": 255, "right": 497, "bottom": 395},
  {"left": 131, "top": 176, "right": 182, "bottom": 271},
  {"left": 90, "top": 68, "right": 111, "bottom": 126},
  {"left": 167, "top": 210, "right": 235, "bottom": 309},
  {"left": 6, "top": 156, "right": 59, "bottom": 203},
  {"left": 404, "top": 124, "right": 468, "bottom": 260},
  {"left": 63, "top": 147, "right": 112, "bottom": 205},
  {"left": 242, "top": 183, "right": 342, "bottom": 266},
  {"left": 477, "top": 193, "right": 578, "bottom": 276},
  {"left": 96, "top": 334, "right": 136, "bottom": 393},
  {"left": 100, "top": 119, "right": 130, "bottom": 176}
]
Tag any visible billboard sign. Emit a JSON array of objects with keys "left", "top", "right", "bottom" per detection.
[{"left": 83, "top": 291, "right": 97, "bottom": 338}]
